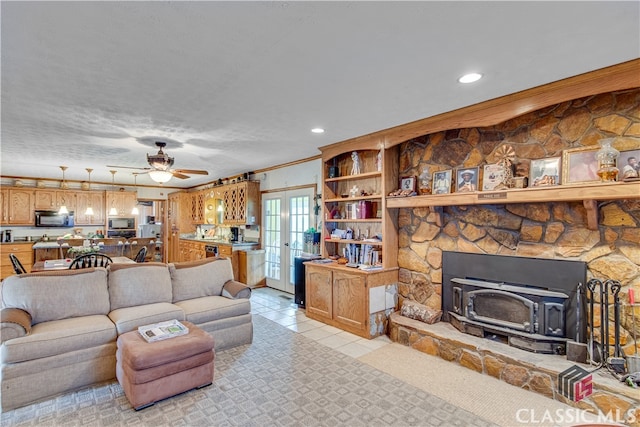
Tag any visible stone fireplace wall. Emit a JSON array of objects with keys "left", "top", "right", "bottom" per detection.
[{"left": 396, "top": 88, "right": 640, "bottom": 354}]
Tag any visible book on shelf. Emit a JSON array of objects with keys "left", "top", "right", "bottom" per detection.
[{"left": 138, "top": 319, "right": 189, "bottom": 343}]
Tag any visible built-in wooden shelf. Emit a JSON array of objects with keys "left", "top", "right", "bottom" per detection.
[
  {"left": 325, "top": 171, "right": 382, "bottom": 182},
  {"left": 325, "top": 194, "right": 382, "bottom": 203},
  {"left": 386, "top": 181, "right": 640, "bottom": 230},
  {"left": 325, "top": 238, "right": 383, "bottom": 246},
  {"left": 326, "top": 218, "right": 383, "bottom": 223}
]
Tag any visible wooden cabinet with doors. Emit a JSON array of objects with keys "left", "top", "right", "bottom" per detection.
[
  {"left": 34, "top": 190, "right": 76, "bottom": 212},
  {"left": 190, "top": 190, "right": 205, "bottom": 224},
  {"left": 1, "top": 242, "right": 33, "bottom": 280},
  {"left": 75, "top": 191, "right": 105, "bottom": 225},
  {"left": 222, "top": 181, "right": 260, "bottom": 225},
  {"left": 178, "top": 240, "right": 206, "bottom": 262},
  {"left": 0, "top": 188, "right": 35, "bottom": 225},
  {"left": 105, "top": 191, "right": 137, "bottom": 217},
  {"left": 305, "top": 262, "right": 398, "bottom": 339}
]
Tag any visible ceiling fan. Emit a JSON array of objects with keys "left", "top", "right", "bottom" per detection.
[{"left": 107, "top": 142, "right": 209, "bottom": 183}]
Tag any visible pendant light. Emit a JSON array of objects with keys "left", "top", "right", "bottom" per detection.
[
  {"left": 84, "top": 168, "right": 94, "bottom": 216},
  {"left": 58, "top": 166, "right": 69, "bottom": 214},
  {"left": 109, "top": 170, "right": 118, "bottom": 216},
  {"left": 131, "top": 173, "right": 140, "bottom": 215}
]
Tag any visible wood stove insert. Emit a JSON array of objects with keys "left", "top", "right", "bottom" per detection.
[{"left": 443, "top": 252, "right": 587, "bottom": 355}]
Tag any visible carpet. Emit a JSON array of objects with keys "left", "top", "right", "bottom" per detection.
[{"left": 1, "top": 315, "right": 497, "bottom": 426}]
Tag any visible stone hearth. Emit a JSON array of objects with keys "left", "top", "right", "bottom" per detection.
[{"left": 389, "top": 312, "right": 640, "bottom": 426}]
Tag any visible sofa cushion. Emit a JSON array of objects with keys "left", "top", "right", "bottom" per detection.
[
  {"left": 1, "top": 268, "right": 110, "bottom": 324},
  {"left": 108, "top": 263, "right": 173, "bottom": 311},
  {"left": 175, "top": 296, "right": 250, "bottom": 325},
  {"left": 169, "top": 258, "right": 234, "bottom": 302},
  {"left": 0, "top": 315, "right": 116, "bottom": 364},
  {"left": 108, "top": 302, "right": 185, "bottom": 335}
]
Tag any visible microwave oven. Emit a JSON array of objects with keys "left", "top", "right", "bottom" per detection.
[
  {"left": 35, "top": 210, "right": 75, "bottom": 228},
  {"left": 108, "top": 217, "right": 135, "bottom": 229}
]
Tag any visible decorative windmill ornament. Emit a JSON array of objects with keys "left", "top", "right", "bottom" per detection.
[{"left": 495, "top": 144, "right": 516, "bottom": 189}]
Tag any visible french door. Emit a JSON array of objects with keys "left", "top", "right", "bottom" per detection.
[{"left": 262, "top": 187, "right": 315, "bottom": 294}]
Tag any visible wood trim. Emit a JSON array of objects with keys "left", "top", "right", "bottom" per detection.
[
  {"left": 320, "top": 58, "right": 640, "bottom": 152},
  {"left": 260, "top": 183, "right": 317, "bottom": 194}
]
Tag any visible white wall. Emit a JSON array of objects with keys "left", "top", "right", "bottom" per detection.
[{"left": 256, "top": 158, "right": 322, "bottom": 192}]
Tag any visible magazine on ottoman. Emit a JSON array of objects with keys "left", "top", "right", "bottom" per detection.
[{"left": 138, "top": 320, "right": 189, "bottom": 343}]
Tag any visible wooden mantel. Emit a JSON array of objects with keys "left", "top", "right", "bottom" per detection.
[{"left": 386, "top": 181, "right": 640, "bottom": 230}]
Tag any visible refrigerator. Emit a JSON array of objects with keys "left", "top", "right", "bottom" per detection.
[{"left": 138, "top": 224, "right": 161, "bottom": 238}]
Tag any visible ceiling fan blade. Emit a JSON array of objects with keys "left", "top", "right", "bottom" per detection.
[
  {"left": 171, "top": 172, "right": 191, "bottom": 179},
  {"left": 174, "top": 169, "right": 209, "bottom": 175},
  {"left": 106, "top": 165, "right": 152, "bottom": 171}
]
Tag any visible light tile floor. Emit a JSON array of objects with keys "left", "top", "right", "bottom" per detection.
[{"left": 250, "top": 287, "right": 391, "bottom": 358}]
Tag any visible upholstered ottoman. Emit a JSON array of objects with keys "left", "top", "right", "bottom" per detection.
[{"left": 116, "top": 321, "right": 215, "bottom": 410}]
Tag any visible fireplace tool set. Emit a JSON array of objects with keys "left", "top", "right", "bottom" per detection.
[{"left": 586, "top": 278, "right": 636, "bottom": 379}]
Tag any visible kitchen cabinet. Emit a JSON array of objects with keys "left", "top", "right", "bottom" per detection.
[
  {"left": 305, "top": 262, "right": 397, "bottom": 338},
  {"left": 222, "top": 181, "right": 260, "bottom": 225},
  {"left": 179, "top": 240, "right": 206, "bottom": 262},
  {"left": 190, "top": 191, "right": 205, "bottom": 224},
  {"left": 34, "top": 190, "right": 76, "bottom": 212},
  {"left": 0, "top": 188, "right": 35, "bottom": 225},
  {"left": 1, "top": 242, "right": 33, "bottom": 280},
  {"left": 216, "top": 244, "right": 239, "bottom": 280},
  {"left": 106, "top": 191, "right": 137, "bottom": 217},
  {"left": 75, "top": 192, "right": 105, "bottom": 225}
]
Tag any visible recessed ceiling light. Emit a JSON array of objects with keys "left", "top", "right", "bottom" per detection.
[
  {"left": 458, "top": 73, "right": 483, "bottom": 84},
  {"left": 311, "top": 128, "right": 325, "bottom": 134}
]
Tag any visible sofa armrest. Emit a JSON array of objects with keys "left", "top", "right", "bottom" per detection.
[
  {"left": 0, "top": 308, "right": 32, "bottom": 342},
  {"left": 222, "top": 280, "right": 252, "bottom": 299}
]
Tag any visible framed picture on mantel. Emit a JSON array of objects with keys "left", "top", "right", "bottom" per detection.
[{"left": 562, "top": 147, "right": 599, "bottom": 185}]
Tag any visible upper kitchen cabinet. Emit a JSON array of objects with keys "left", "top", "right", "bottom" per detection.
[
  {"left": 222, "top": 181, "right": 260, "bottom": 225},
  {"left": 34, "top": 189, "right": 76, "bottom": 212},
  {"left": 106, "top": 191, "right": 137, "bottom": 217},
  {"left": 0, "top": 188, "right": 35, "bottom": 225},
  {"left": 189, "top": 191, "right": 205, "bottom": 224},
  {"left": 75, "top": 191, "right": 105, "bottom": 225}
]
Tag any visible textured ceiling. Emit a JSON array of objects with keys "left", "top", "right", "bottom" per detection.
[{"left": 2, "top": 1, "right": 639, "bottom": 188}]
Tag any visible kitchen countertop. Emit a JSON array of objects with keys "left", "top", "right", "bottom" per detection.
[
  {"left": 178, "top": 237, "right": 259, "bottom": 248},
  {"left": 32, "top": 240, "right": 163, "bottom": 249}
]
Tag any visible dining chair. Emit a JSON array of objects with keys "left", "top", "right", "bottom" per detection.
[
  {"left": 69, "top": 254, "right": 113, "bottom": 269},
  {"left": 9, "top": 253, "right": 26, "bottom": 274},
  {"left": 134, "top": 247, "right": 147, "bottom": 263}
]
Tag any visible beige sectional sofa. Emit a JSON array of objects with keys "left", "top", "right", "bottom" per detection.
[{"left": 0, "top": 257, "right": 252, "bottom": 412}]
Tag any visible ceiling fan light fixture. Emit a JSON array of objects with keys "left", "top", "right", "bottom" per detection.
[{"left": 149, "top": 170, "right": 173, "bottom": 183}]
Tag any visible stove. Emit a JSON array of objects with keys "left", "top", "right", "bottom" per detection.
[{"left": 442, "top": 252, "right": 587, "bottom": 354}]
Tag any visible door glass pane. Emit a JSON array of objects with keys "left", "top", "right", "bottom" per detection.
[
  {"left": 288, "top": 195, "right": 310, "bottom": 286},
  {"left": 264, "top": 198, "right": 281, "bottom": 280}
]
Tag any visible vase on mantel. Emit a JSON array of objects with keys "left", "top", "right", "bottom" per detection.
[{"left": 596, "top": 138, "right": 619, "bottom": 182}]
